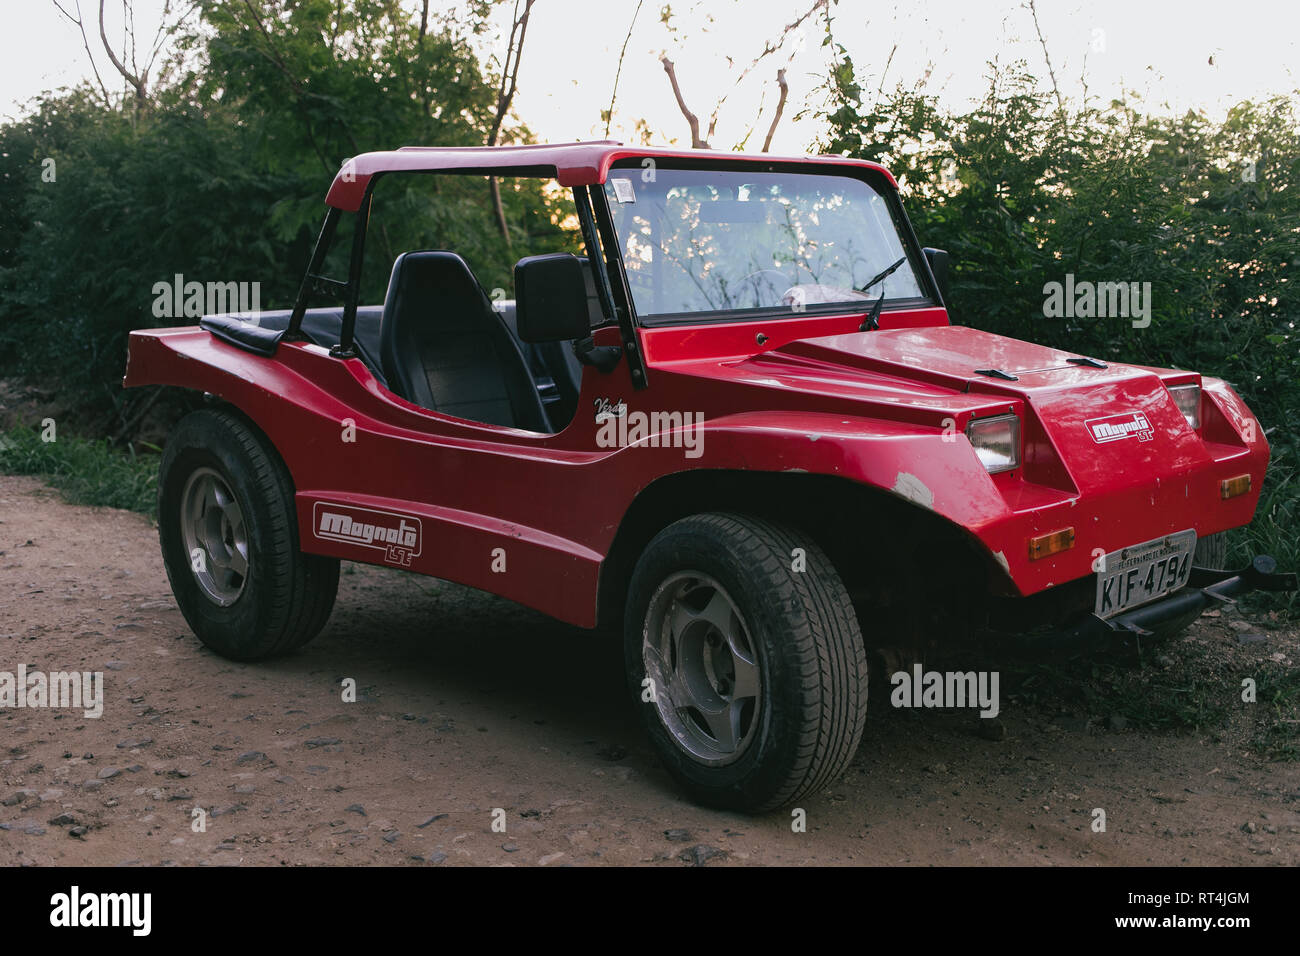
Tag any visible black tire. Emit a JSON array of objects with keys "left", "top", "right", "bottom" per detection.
[
  {"left": 158, "top": 408, "right": 339, "bottom": 660},
  {"left": 624, "top": 512, "right": 868, "bottom": 813}
]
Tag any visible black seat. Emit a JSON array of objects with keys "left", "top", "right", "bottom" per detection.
[
  {"left": 495, "top": 257, "right": 602, "bottom": 430},
  {"left": 536, "top": 258, "right": 599, "bottom": 421},
  {"left": 496, "top": 301, "right": 561, "bottom": 408},
  {"left": 379, "top": 251, "right": 551, "bottom": 432}
]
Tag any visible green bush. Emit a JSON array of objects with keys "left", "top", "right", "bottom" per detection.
[
  {"left": 0, "top": 0, "right": 574, "bottom": 410},
  {"left": 817, "top": 53, "right": 1300, "bottom": 614},
  {"left": 0, "top": 426, "right": 158, "bottom": 515}
]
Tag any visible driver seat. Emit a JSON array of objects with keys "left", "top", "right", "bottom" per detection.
[{"left": 379, "top": 251, "right": 551, "bottom": 433}]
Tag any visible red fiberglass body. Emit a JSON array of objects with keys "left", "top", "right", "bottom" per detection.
[{"left": 122, "top": 142, "right": 1284, "bottom": 636}]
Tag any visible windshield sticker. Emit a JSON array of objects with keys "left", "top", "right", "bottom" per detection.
[{"left": 611, "top": 178, "right": 636, "bottom": 203}]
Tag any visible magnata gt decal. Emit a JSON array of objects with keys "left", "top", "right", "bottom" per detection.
[
  {"left": 1086, "top": 411, "right": 1154, "bottom": 444},
  {"left": 313, "top": 502, "right": 422, "bottom": 567}
]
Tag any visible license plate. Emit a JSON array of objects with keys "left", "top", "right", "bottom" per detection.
[{"left": 1094, "top": 530, "right": 1196, "bottom": 619}]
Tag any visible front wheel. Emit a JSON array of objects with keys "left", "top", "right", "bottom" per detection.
[
  {"left": 624, "top": 513, "right": 868, "bottom": 812},
  {"left": 158, "top": 408, "right": 339, "bottom": 661}
]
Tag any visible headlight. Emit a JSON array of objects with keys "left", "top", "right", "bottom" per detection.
[
  {"left": 1168, "top": 384, "right": 1200, "bottom": 430},
  {"left": 966, "top": 414, "right": 1020, "bottom": 473}
]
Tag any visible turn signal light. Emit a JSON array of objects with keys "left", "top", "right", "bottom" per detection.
[
  {"left": 1221, "top": 474, "right": 1251, "bottom": 500},
  {"left": 1028, "top": 527, "right": 1075, "bottom": 561}
]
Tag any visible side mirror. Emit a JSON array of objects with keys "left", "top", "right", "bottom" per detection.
[
  {"left": 514, "top": 253, "right": 591, "bottom": 343},
  {"left": 923, "top": 247, "right": 951, "bottom": 308}
]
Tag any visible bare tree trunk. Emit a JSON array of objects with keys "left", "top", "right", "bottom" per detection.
[
  {"left": 704, "top": 0, "right": 825, "bottom": 141},
  {"left": 487, "top": 0, "right": 536, "bottom": 246},
  {"left": 416, "top": 0, "right": 432, "bottom": 116},
  {"left": 490, "top": 178, "right": 510, "bottom": 248},
  {"left": 761, "top": 69, "right": 788, "bottom": 152},
  {"left": 97, "top": 0, "right": 149, "bottom": 117},
  {"left": 54, "top": 0, "right": 197, "bottom": 116},
  {"left": 661, "top": 57, "right": 709, "bottom": 149},
  {"left": 661, "top": 0, "right": 823, "bottom": 151}
]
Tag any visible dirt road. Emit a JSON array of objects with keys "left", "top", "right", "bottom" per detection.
[{"left": 1, "top": 474, "right": 1296, "bottom": 866}]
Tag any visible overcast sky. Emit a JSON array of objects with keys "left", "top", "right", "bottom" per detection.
[{"left": 3, "top": 0, "right": 1297, "bottom": 154}]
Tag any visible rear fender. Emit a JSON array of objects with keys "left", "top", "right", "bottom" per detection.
[{"left": 126, "top": 327, "right": 606, "bottom": 627}]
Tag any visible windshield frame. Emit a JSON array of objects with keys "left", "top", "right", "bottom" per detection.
[{"left": 595, "top": 157, "right": 940, "bottom": 328}]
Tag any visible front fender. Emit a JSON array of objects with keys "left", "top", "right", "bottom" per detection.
[{"left": 684, "top": 411, "right": 1010, "bottom": 528}]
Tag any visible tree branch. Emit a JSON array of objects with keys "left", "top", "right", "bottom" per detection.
[
  {"left": 604, "top": 0, "right": 644, "bottom": 138},
  {"left": 705, "top": 0, "right": 825, "bottom": 138},
  {"left": 141, "top": 1, "right": 199, "bottom": 88},
  {"left": 237, "top": 0, "right": 348, "bottom": 171},
  {"left": 488, "top": 0, "right": 534, "bottom": 146},
  {"left": 98, "top": 0, "right": 148, "bottom": 113},
  {"left": 761, "top": 68, "right": 788, "bottom": 152},
  {"left": 661, "top": 56, "right": 709, "bottom": 148},
  {"left": 487, "top": 0, "right": 536, "bottom": 245},
  {"left": 51, "top": 0, "right": 113, "bottom": 105},
  {"left": 126, "top": 0, "right": 140, "bottom": 81},
  {"left": 1027, "top": 0, "right": 1068, "bottom": 132}
]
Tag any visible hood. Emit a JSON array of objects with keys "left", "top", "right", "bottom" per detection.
[{"left": 727, "top": 324, "right": 1215, "bottom": 494}]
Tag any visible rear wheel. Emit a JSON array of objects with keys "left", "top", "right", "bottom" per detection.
[
  {"left": 624, "top": 513, "right": 868, "bottom": 812},
  {"left": 158, "top": 408, "right": 338, "bottom": 660}
]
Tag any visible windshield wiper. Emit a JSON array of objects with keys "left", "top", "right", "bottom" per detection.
[
  {"left": 857, "top": 255, "right": 909, "bottom": 295},
  {"left": 857, "top": 255, "right": 908, "bottom": 332}
]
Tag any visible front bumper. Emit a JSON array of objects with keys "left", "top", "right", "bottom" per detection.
[{"left": 1012, "top": 555, "right": 1296, "bottom": 646}]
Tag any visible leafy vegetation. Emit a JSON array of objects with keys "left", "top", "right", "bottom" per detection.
[
  {"left": 0, "top": 1, "right": 1294, "bottom": 620},
  {"left": 0, "top": 0, "right": 574, "bottom": 423},
  {"left": 997, "top": 637, "right": 1300, "bottom": 761},
  {"left": 818, "top": 47, "right": 1300, "bottom": 614},
  {"left": 0, "top": 426, "right": 158, "bottom": 515}
]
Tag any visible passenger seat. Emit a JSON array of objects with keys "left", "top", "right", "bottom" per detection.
[
  {"left": 378, "top": 251, "right": 552, "bottom": 433},
  {"left": 497, "top": 256, "right": 605, "bottom": 429}
]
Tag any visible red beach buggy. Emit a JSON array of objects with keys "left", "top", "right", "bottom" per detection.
[{"left": 123, "top": 142, "right": 1294, "bottom": 810}]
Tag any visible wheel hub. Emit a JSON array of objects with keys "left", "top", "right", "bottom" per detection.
[
  {"left": 643, "top": 573, "right": 762, "bottom": 766},
  {"left": 180, "top": 467, "right": 249, "bottom": 607}
]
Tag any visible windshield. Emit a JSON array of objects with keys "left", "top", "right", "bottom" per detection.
[{"left": 602, "top": 165, "right": 926, "bottom": 321}]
